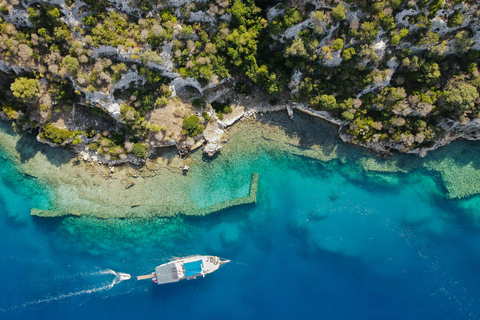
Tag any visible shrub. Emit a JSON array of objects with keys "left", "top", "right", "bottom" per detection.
[
  {"left": 11, "top": 78, "right": 40, "bottom": 102},
  {"left": 202, "top": 112, "right": 210, "bottom": 121},
  {"left": 332, "top": 4, "right": 347, "bottom": 21},
  {"left": 63, "top": 56, "right": 79, "bottom": 74},
  {"left": 341, "top": 111, "right": 355, "bottom": 121},
  {"left": 342, "top": 47, "right": 355, "bottom": 61},
  {"left": 192, "top": 98, "right": 206, "bottom": 108},
  {"left": 235, "top": 82, "right": 254, "bottom": 96},
  {"left": 332, "top": 38, "right": 344, "bottom": 51},
  {"left": 131, "top": 143, "right": 149, "bottom": 158},
  {"left": 40, "top": 123, "right": 74, "bottom": 145},
  {"left": 448, "top": 10, "right": 463, "bottom": 27},
  {"left": 182, "top": 115, "right": 205, "bottom": 136},
  {"left": 88, "top": 142, "right": 99, "bottom": 151}
]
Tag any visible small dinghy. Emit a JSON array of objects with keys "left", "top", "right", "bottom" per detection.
[{"left": 117, "top": 272, "right": 131, "bottom": 281}]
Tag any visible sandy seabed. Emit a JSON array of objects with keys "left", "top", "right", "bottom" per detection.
[{"left": 0, "top": 111, "right": 479, "bottom": 219}]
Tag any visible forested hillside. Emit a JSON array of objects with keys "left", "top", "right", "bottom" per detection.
[{"left": 0, "top": 0, "right": 479, "bottom": 158}]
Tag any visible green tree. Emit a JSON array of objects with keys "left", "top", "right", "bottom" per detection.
[
  {"left": 318, "top": 94, "right": 337, "bottom": 110},
  {"left": 455, "top": 31, "right": 473, "bottom": 53},
  {"left": 182, "top": 115, "right": 205, "bottom": 136},
  {"left": 332, "top": 38, "right": 344, "bottom": 51},
  {"left": 360, "top": 21, "right": 379, "bottom": 42},
  {"left": 131, "top": 143, "right": 149, "bottom": 158},
  {"left": 285, "top": 38, "right": 308, "bottom": 59},
  {"left": 311, "top": 11, "right": 326, "bottom": 35},
  {"left": 448, "top": 10, "right": 463, "bottom": 27},
  {"left": 39, "top": 123, "right": 74, "bottom": 145},
  {"left": 342, "top": 47, "right": 356, "bottom": 61},
  {"left": 10, "top": 77, "right": 40, "bottom": 102},
  {"left": 418, "top": 31, "right": 439, "bottom": 47},
  {"left": 443, "top": 81, "right": 479, "bottom": 111},
  {"left": 63, "top": 56, "right": 79, "bottom": 74},
  {"left": 342, "top": 111, "right": 355, "bottom": 121},
  {"left": 332, "top": 4, "right": 347, "bottom": 21}
]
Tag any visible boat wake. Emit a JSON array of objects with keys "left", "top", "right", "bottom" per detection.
[{"left": 5, "top": 269, "right": 130, "bottom": 311}]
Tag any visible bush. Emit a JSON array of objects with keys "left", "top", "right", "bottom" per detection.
[
  {"left": 448, "top": 10, "right": 463, "bottom": 27},
  {"left": 191, "top": 98, "right": 206, "bottom": 108},
  {"left": 235, "top": 82, "right": 254, "bottom": 96},
  {"left": 202, "top": 111, "right": 210, "bottom": 121},
  {"left": 63, "top": 56, "right": 79, "bottom": 74},
  {"left": 341, "top": 111, "right": 355, "bottom": 121},
  {"left": 11, "top": 78, "right": 41, "bottom": 102},
  {"left": 342, "top": 47, "right": 355, "bottom": 61},
  {"left": 131, "top": 143, "right": 149, "bottom": 158},
  {"left": 332, "top": 39, "right": 344, "bottom": 51},
  {"left": 332, "top": 4, "right": 347, "bottom": 21},
  {"left": 40, "top": 123, "right": 74, "bottom": 145},
  {"left": 182, "top": 115, "right": 205, "bottom": 136},
  {"left": 211, "top": 100, "right": 232, "bottom": 114},
  {"left": 88, "top": 142, "right": 99, "bottom": 151}
]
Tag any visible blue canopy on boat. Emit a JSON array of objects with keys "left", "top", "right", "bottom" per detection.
[{"left": 184, "top": 260, "right": 203, "bottom": 277}]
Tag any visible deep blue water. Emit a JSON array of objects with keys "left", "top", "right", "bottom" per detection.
[{"left": 2, "top": 138, "right": 480, "bottom": 319}]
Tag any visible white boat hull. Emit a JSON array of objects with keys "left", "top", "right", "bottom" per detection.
[{"left": 152, "top": 255, "right": 229, "bottom": 285}]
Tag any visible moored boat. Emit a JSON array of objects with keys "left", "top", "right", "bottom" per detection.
[{"left": 138, "top": 255, "right": 230, "bottom": 285}]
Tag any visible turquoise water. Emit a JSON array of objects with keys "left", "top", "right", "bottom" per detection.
[{"left": 2, "top": 130, "right": 480, "bottom": 318}]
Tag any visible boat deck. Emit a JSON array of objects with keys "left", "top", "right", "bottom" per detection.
[{"left": 136, "top": 273, "right": 155, "bottom": 280}]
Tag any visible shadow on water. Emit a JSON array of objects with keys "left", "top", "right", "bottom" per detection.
[
  {"left": 31, "top": 215, "right": 65, "bottom": 234},
  {"left": 184, "top": 202, "right": 256, "bottom": 225},
  {"left": 0, "top": 119, "right": 75, "bottom": 167},
  {"left": 15, "top": 133, "right": 75, "bottom": 166},
  {"left": 256, "top": 110, "right": 340, "bottom": 152}
]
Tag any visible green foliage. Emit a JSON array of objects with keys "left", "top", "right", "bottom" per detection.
[
  {"left": 332, "top": 4, "right": 347, "bottom": 21},
  {"left": 417, "top": 31, "right": 439, "bottom": 47},
  {"left": 269, "top": 7, "right": 303, "bottom": 34},
  {"left": 235, "top": 82, "right": 254, "bottom": 96},
  {"left": 132, "top": 143, "right": 149, "bottom": 158},
  {"left": 88, "top": 142, "right": 99, "bottom": 151},
  {"left": 11, "top": 78, "right": 40, "bottom": 102},
  {"left": 146, "top": 123, "right": 161, "bottom": 133},
  {"left": 342, "top": 47, "right": 356, "bottom": 61},
  {"left": 202, "top": 112, "right": 210, "bottom": 121},
  {"left": 443, "top": 81, "right": 479, "bottom": 112},
  {"left": 332, "top": 39, "right": 344, "bottom": 51},
  {"left": 311, "top": 11, "right": 326, "bottom": 35},
  {"left": 110, "top": 63, "right": 128, "bottom": 82},
  {"left": 314, "top": 94, "right": 337, "bottom": 111},
  {"left": 63, "top": 56, "right": 79, "bottom": 74},
  {"left": 40, "top": 123, "right": 74, "bottom": 144},
  {"left": 448, "top": 10, "right": 463, "bottom": 27},
  {"left": 211, "top": 100, "right": 232, "bottom": 114},
  {"left": 455, "top": 31, "right": 473, "bottom": 53},
  {"left": 182, "top": 115, "right": 205, "bottom": 136},
  {"left": 358, "top": 21, "right": 379, "bottom": 42},
  {"left": 191, "top": 98, "right": 206, "bottom": 109},
  {"left": 341, "top": 111, "right": 355, "bottom": 121}
]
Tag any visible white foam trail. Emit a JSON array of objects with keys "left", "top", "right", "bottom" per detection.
[{"left": 6, "top": 269, "right": 119, "bottom": 311}]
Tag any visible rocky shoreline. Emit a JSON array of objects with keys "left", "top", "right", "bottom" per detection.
[{"left": 2, "top": 108, "right": 480, "bottom": 221}]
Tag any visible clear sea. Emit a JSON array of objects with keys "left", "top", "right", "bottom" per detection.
[{"left": 2, "top": 121, "right": 480, "bottom": 319}]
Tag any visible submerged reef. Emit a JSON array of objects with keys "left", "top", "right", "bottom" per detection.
[{"left": 1, "top": 108, "right": 480, "bottom": 219}]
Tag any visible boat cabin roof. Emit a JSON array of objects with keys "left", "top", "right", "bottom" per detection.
[{"left": 184, "top": 260, "right": 203, "bottom": 277}]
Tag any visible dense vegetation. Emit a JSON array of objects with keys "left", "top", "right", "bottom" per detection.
[{"left": 0, "top": 0, "right": 479, "bottom": 156}]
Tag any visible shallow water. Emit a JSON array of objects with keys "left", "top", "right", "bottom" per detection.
[{"left": 3, "top": 121, "right": 480, "bottom": 319}]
